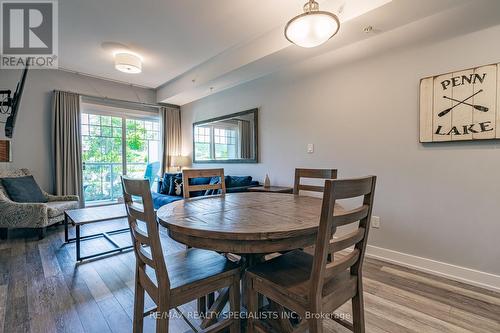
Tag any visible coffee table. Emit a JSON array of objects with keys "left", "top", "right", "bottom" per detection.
[{"left": 64, "top": 204, "right": 132, "bottom": 261}]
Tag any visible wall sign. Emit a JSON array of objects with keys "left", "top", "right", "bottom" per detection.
[
  {"left": 0, "top": 140, "right": 10, "bottom": 162},
  {"left": 419, "top": 63, "right": 499, "bottom": 142}
]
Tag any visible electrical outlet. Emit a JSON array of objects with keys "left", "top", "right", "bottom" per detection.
[
  {"left": 371, "top": 216, "right": 380, "bottom": 229},
  {"left": 307, "top": 143, "right": 314, "bottom": 153}
]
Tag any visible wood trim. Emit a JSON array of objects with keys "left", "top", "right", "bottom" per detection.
[
  {"left": 131, "top": 226, "right": 150, "bottom": 246},
  {"left": 127, "top": 206, "right": 146, "bottom": 222},
  {"left": 334, "top": 205, "right": 369, "bottom": 226},
  {"left": 297, "top": 185, "right": 325, "bottom": 193},
  {"left": 293, "top": 168, "right": 338, "bottom": 195},
  {"left": 330, "top": 228, "right": 365, "bottom": 252},
  {"left": 138, "top": 266, "right": 159, "bottom": 303},
  {"left": 324, "top": 249, "right": 360, "bottom": 279},
  {"left": 419, "top": 78, "right": 434, "bottom": 142},
  {"left": 189, "top": 184, "right": 222, "bottom": 192}
]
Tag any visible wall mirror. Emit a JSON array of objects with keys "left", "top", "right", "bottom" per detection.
[{"left": 193, "top": 108, "right": 258, "bottom": 163}]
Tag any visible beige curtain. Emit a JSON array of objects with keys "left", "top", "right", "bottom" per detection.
[
  {"left": 160, "top": 106, "right": 181, "bottom": 173},
  {"left": 53, "top": 91, "right": 83, "bottom": 205},
  {"left": 239, "top": 120, "right": 252, "bottom": 159}
]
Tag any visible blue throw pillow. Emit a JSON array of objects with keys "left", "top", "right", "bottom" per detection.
[
  {"left": 169, "top": 175, "right": 184, "bottom": 196},
  {"left": 160, "top": 173, "right": 179, "bottom": 194},
  {"left": 224, "top": 175, "right": 230, "bottom": 187},
  {"left": 228, "top": 176, "right": 252, "bottom": 188},
  {"left": 1, "top": 176, "right": 48, "bottom": 203},
  {"left": 205, "top": 176, "right": 222, "bottom": 196}
]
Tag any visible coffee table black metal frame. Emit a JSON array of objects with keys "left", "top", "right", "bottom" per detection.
[{"left": 64, "top": 204, "right": 133, "bottom": 261}]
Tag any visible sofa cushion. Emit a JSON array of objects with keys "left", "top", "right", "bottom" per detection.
[
  {"left": 205, "top": 176, "right": 222, "bottom": 196},
  {"left": 1, "top": 176, "right": 47, "bottom": 203},
  {"left": 168, "top": 175, "right": 184, "bottom": 196},
  {"left": 151, "top": 192, "right": 183, "bottom": 210},
  {"left": 160, "top": 173, "right": 180, "bottom": 194},
  {"left": 227, "top": 176, "right": 253, "bottom": 188},
  {"left": 46, "top": 201, "right": 79, "bottom": 218}
]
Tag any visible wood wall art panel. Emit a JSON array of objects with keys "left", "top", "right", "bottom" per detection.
[
  {"left": 420, "top": 63, "right": 499, "bottom": 142},
  {"left": 0, "top": 140, "right": 10, "bottom": 162}
]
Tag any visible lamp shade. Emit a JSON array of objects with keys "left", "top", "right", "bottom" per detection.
[
  {"left": 170, "top": 155, "right": 191, "bottom": 168},
  {"left": 114, "top": 52, "right": 142, "bottom": 74},
  {"left": 285, "top": 1, "right": 340, "bottom": 48}
]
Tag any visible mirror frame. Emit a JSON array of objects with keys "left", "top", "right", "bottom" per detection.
[{"left": 192, "top": 108, "right": 258, "bottom": 164}]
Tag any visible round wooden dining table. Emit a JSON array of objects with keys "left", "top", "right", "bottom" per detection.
[
  {"left": 157, "top": 192, "right": 344, "bottom": 330},
  {"left": 156, "top": 192, "right": 337, "bottom": 255}
]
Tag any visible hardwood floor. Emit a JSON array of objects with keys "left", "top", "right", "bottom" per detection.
[{"left": 0, "top": 220, "right": 499, "bottom": 333}]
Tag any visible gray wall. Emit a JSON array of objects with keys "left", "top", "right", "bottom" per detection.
[
  {"left": 0, "top": 69, "right": 155, "bottom": 192},
  {"left": 181, "top": 24, "right": 500, "bottom": 275}
]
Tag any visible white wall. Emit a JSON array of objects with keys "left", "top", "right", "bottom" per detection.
[
  {"left": 0, "top": 69, "right": 155, "bottom": 192},
  {"left": 181, "top": 25, "right": 500, "bottom": 276}
]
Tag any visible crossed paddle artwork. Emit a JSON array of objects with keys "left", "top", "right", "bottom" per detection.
[{"left": 419, "top": 63, "right": 500, "bottom": 142}]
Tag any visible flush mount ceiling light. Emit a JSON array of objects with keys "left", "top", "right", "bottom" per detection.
[
  {"left": 114, "top": 52, "right": 142, "bottom": 74},
  {"left": 285, "top": 0, "right": 340, "bottom": 48}
]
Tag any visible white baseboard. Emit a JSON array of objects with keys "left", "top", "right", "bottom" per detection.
[{"left": 366, "top": 245, "right": 500, "bottom": 293}]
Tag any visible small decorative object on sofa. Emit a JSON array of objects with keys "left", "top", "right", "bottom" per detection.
[
  {"left": 0, "top": 169, "right": 79, "bottom": 240},
  {"left": 152, "top": 173, "right": 259, "bottom": 209}
]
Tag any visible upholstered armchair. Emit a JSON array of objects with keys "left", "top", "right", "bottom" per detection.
[{"left": 0, "top": 168, "right": 79, "bottom": 239}]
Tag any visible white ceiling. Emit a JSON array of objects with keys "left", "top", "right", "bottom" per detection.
[
  {"left": 59, "top": 0, "right": 326, "bottom": 87},
  {"left": 58, "top": 0, "right": 500, "bottom": 105}
]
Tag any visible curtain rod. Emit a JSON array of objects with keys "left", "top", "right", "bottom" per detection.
[{"left": 54, "top": 90, "right": 180, "bottom": 110}]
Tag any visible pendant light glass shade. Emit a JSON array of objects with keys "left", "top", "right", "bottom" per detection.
[{"left": 285, "top": 1, "right": 340, "bottom": 48}]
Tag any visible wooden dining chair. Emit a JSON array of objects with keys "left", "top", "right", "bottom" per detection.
[
  {"left": 182, "top": 168, "right": 228, "bottom": 313},
  {"left": 246, "top": 176, "right": 376, "bottom": 333},
  {"left": 293, "top": 168, "right": 338, "bottom": 195},
  {"left": 121, "top": 177, "right": 241, "bottom": 333},
  {"left": 182, "top": 168, "right": 226, "bottom": 199}
]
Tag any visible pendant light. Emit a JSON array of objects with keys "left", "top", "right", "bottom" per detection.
[{"left": 285, "top": 0, "right": 340, "bottom": 48}]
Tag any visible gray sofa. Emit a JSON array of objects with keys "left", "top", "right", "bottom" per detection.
[{"left": 0, "top": 168, "right": 79, "bottom": 239}]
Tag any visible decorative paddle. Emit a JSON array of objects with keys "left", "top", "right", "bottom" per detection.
[
  {"left": 438, "top": 89, "right": 483, "bottom": 117},
  {"left": 443, "top": 96, "right": 489, "bottom": 112}
]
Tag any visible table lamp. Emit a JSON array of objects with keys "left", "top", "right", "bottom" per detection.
[
  {"left": 0, "top": 140, "right": 11, "bottom": 162},
  {"left": 170, "top": 155, "right": 191, "bottom": 172}
]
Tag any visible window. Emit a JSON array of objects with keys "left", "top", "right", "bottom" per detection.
[
  {"left": 214, "top": 128, "right": 237, "bottom": 159},
  {"left": 126, "top": 119, "right": 160, "bottom": 178},
  {"left": 194, "top": 125, "right": 238, "bottom": 160},
  {"left": 81, "top": 109, "right": 160, "bottom": 204},
  {"left": 194, "top": 126, "right": 211, "bottom": 160}
]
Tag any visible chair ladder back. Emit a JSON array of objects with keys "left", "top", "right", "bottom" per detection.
[
  {"left": 182, "top": 168, "right": 226, "bottom": 199},
  {"left": 293, "top": 168, "right": 338, "bottom": 195},
  {"left": 309, "top": 176, "right": 376, "bottom": 298},
  {"left": 121, "top": 177, "right": 170, "bottom": 300}
]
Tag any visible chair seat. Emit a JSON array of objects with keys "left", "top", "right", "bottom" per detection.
[
  {"left": 247, "top": 250, "right": 357, "bottom": 307},
  {"left": 163, "top": 248, "right": 240, "bottom": 292},
  {"left": 46, "top": 200, "right": 79, "bottom": 218}
]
